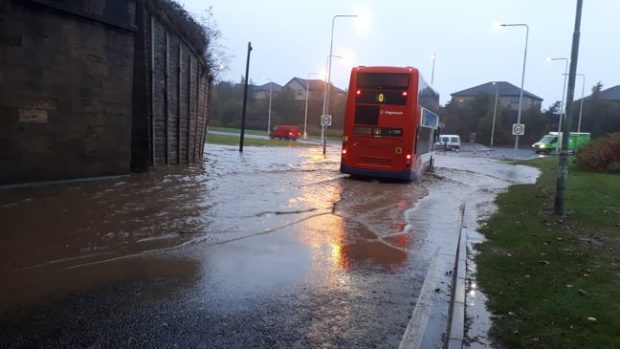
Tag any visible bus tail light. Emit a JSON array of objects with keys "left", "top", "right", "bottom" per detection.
[
  {"left": 356, "top": 89, "right": 362, "bottom": 95},
  {"left": 402, "top": 91, "right": 408, "bottom": 96},
  {"left": 342, "top": 148, "right": 347, "bottom": 155},
  {"left": 405, "top": 153, "right": 412, "bottom": 166}
]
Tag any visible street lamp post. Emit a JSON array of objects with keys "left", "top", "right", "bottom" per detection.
[
  {"left": 561, "top": 72, "right": 586, "bottom": 132},
  {"left": 322, "top": 14, "right": 357, "bottom": 155},
  {"left": 500, "top": 23, "right": 529, "bottom": 155},
  {"left": 547, "top": 57, "right": 569, "bottom": 134},
  {"left": 431, "top": 53, "right": 437, "bottom": 85},
  {"left": 265, "top": 77, "right": 273, "bottom": 135},
  {"left": 490, "top": 82, "right": 499, "bottom": 148},
  {"left": 576, "top": 73, "right": 585, "bottom": 132},
  {"left": 431, "top": 52, "right": 437, "bottom": 85},
  {"left": 304, "top": 72, "right": 320, "bottom": 139}
]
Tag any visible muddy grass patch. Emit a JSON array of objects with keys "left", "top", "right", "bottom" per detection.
[{"left": 475, "top": 157, "right": 620, "bottom": 348}]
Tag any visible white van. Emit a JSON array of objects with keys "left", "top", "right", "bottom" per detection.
[{"left": 436, "top": 134, "right": 461, "bottom": 151}]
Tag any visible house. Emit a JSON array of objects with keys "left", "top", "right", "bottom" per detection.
[
  {"left": 598, "top": 85, "right": 620, "bottom": 103},
  {"left": 451, "top": 81, "right": 543, "bottom": 111},
  {"left": 251, "top": 81, "right": 283, "bottom": 100},
  {"left": 283, "top": 77, "right": 347, "bottom": 101}
]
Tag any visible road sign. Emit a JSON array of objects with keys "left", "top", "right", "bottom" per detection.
[
  {"left": 512, "top": 123, "right": 525, "bottom": 136},
  {"left": 321, "top": 114, "right": 332, "bottom": 127}
]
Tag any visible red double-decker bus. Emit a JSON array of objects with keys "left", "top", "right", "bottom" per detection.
[{"left": 340, "top": 66, "right": 440, "bottom": 181}]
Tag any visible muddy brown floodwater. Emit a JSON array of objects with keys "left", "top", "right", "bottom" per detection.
[{"left": 0, "top": 144, "right": 539, "bottom": 348}]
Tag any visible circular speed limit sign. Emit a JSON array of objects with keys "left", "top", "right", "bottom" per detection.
[
  {"left": 512, "top": 123, "right": 525, "bottom": 136},
  {"left": 321, "top": 114, "right": 332, "bottom": 127}
]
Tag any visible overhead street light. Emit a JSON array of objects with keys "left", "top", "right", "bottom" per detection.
[
  {"left": 322, "top": 14, "right": 357, "bottom": 155},
  {"left": 499, "top": 23, "right": 529, "bottom": 155}
]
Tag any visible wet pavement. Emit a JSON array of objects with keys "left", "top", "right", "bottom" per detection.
[{"left": 0, "top": 144, "right": 539, "bottom": 348}]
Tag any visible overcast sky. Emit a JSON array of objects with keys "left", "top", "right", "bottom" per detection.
[{"left": 178, "top": 0, "right": 619, "bottom": 108}]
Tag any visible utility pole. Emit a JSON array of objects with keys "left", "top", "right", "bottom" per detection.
[
  {"left": 239, "top": 42, "right": 252, "bottom": 153},
  {"left": 554, "top": 0, "right": 583, "bottom": 215}
]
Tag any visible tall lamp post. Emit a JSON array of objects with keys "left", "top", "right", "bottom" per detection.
[
  {"left": 490, "top": 82, "right": 499, "bottom": 148},
  {"left": 561, "top": 72, "right": 586, "bottom": 132},
  {"left": 322, "top": 14, "right": 357, "bottom": 155},
  {"left": 546, "top": 57, "right": 569, "bottom": 134},
  {"left": 576, "top": 73, "right": 585, "bottom": 132},
  {"left": 431, "top": 53, "right": 437, "bottom": 85},
  {"left": 500, "top": 23, "right": 529, "bottom": 155},
  {"left": 265, "top": 77, "right": 273, "bottom": 135},
  {"left": 304, "top": 72, "right": 320, "bottom": 139}
]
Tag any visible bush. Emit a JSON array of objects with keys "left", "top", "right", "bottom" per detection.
[{"left": 575, "top": 133, "right": 620, "bottom": 173}]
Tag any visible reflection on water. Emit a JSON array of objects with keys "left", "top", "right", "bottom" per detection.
[
  {"left": 294, "top": 166, "right": 429, "bottom": 281},
  {"left": 0, "top": 144, "right": 429, "bottom": 311}
]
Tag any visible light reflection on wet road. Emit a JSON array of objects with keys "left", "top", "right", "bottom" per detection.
[{"left": 0, "top": 144, "right": 538, "bottom": 348}]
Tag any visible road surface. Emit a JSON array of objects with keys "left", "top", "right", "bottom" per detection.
[{"left": 0, "top": 144, "right": 538, "bottom": 348}]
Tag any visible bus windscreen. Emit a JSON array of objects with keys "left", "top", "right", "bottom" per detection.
[{"left": 357, "top": 73, "right": 410, "bottom": 89}]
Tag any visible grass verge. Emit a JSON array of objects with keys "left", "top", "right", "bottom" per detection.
[
  {"left": 476, "top": 157, "right": 620, "bottom": 348},
  {"left": 208, "top": 126, "right": 266, "bottom": 136},
  {"left": 205, "top": 133, "right": 315, "bottom": 147}
]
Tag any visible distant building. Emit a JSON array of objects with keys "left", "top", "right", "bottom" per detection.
[
  {"left": 450, "top": 81, "right": 543, "bottom": 111},
  {"left": 251, "top": 81, "right": 283, "bottom": 100},
  {"left": 284, "top": 77, "right": 346, "bottom": 101},
  {"left": 597, "top": 85, "right": 620, "bottom": 103}
]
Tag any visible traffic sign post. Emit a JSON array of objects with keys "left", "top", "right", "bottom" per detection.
[
  {"left": 320, "top": 115, "right": 332, "bottom": 155},
  {"left": 512, "top": 123, "right": 525, "bottom": 136},
  {"left": 321, "top": 114, "right": 332, "bottom": 127}
]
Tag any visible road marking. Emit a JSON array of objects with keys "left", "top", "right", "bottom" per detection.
[{"left": 398, "top": 247, "right": 440, "bottom": 349}]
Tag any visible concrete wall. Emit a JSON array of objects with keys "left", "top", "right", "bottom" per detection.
[
  {"left": 146, "top": 14, "right": 209, "bottom": 167},
  {"left": 0, "top": 0, "right": 210, "bottom": 185}
]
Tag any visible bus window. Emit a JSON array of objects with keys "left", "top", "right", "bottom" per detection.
[{"left": 357, "top": 73, "right": 410, "bottom": 89}]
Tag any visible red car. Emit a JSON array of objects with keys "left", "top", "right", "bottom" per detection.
[{"left": 269, "top": 125, "right": 301, "bottom": 140}]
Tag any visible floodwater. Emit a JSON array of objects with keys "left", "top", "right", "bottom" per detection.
[{"left": 0, "top": 144, "right": 539, "bottom": 348}]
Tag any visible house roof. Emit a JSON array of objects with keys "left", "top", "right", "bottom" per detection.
[
  {"left": 253, "top": 81, "right": 283, "bottom": 93},
  {"left": 600, "top": 85, "right": 620, "bottom": 101},
  {"left": 451, "top": 81, "right": 543, "bottom": 101},
  {"left": 284, "top": 77, "right": 347, "bottom": 94}
]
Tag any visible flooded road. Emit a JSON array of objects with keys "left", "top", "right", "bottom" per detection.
[{"left": 0, "top": 144, "right": 538, "bottom": 348}]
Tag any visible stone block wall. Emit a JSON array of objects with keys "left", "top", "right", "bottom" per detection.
[{"left": 0, "top": 0, "right": 210, "bottom": 185}]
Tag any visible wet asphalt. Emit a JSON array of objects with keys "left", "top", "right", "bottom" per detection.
[{"left": 0, "top": 144, "right": 539, "bottom": 348}]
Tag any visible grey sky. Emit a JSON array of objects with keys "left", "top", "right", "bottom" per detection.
[{"left": 178, "top": 0, "right": 619, "bottom": 108}]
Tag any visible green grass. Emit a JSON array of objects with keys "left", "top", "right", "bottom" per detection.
[
  {"left": 205, "top": 132, "right": 315, "bottom": 147},
  {"left": 209, "top": 125, "right": 343, "bottom": 140},
  {"left": 208, "top": 126, "right": 266, "bottom": 136},
  {"left": 476, "top": 157, "right": 620, "bottom": 348}
]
